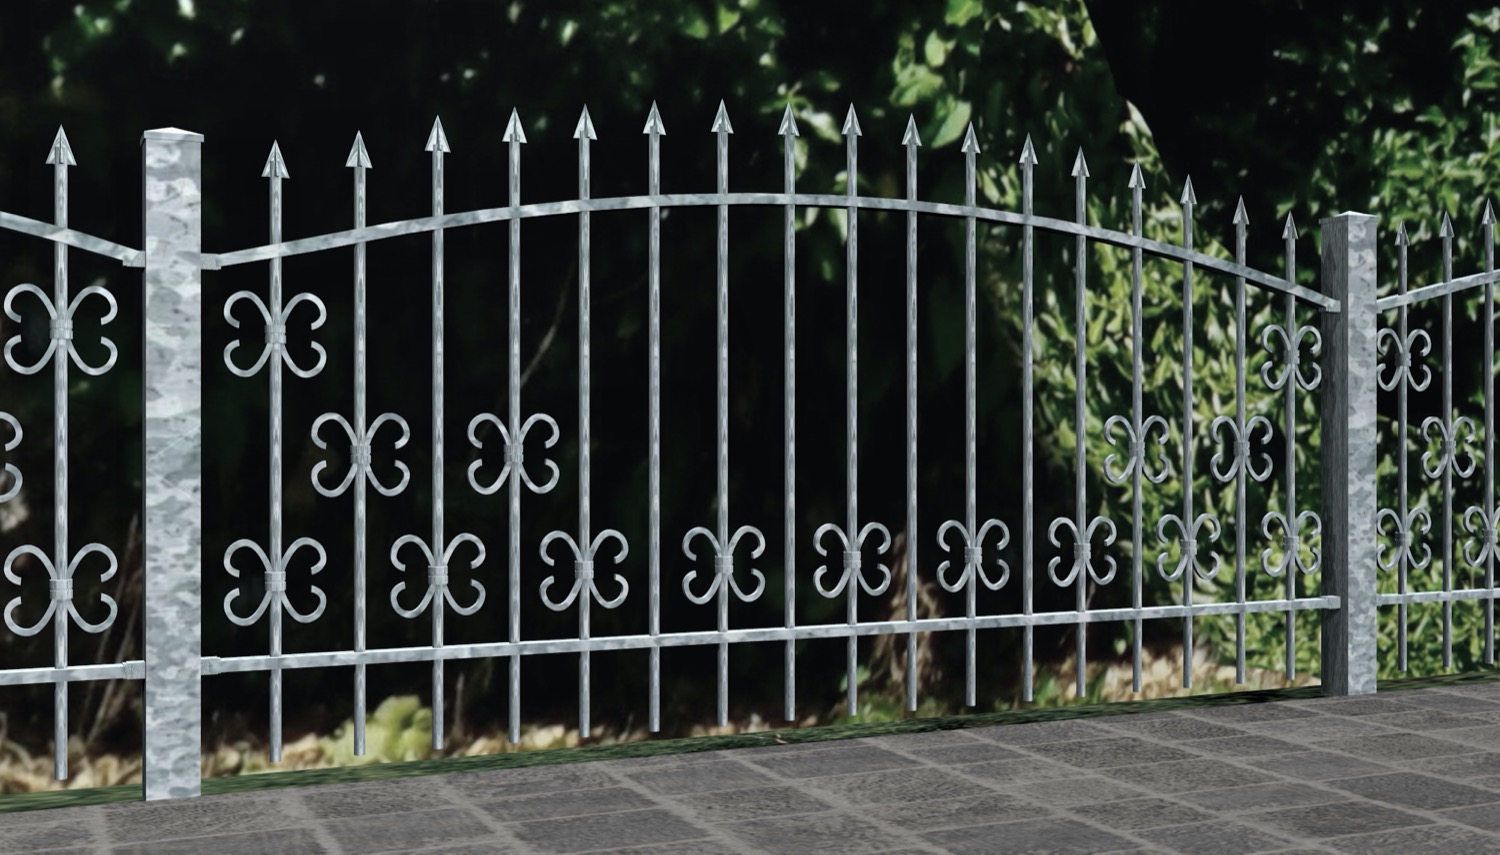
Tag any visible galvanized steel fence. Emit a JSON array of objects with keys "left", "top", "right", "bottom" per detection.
[{"left": 0, "top": 101, "right": 1495, "bottom": 803}]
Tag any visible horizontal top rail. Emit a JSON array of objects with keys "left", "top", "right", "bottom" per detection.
[
  {"left": 1376, "top": 266, "right": 1500, "bottom": 310},
  {"left": 205, "top": 192, "right": 1339, "bottom": 312},
  {"left": 0, "top": 209, "right": 142, "bottom": 267}
]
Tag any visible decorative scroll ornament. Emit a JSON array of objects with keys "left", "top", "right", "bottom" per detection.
[
  {"left": 539, "top": 530, "right": 629, "bottom": 611},
  {"left": 0, "top": 412, "right": 19, "bottom": 502},
  {"left": 935, "top": 518, "right": 1010, "bottom": 593},
  {"left": 1260, "top": 319, "right": 1322, "bottom": 392},
  {"left": 1208, "top": 414, "right": 1274, "bottom": 483},
  {"left": 1102, "top": 414, "right": 1171, "bottom": 485},
  {"left": 3, "top": 543, "right": 119, "bottom": 636},
  {"left": 813, "top": 521, "right": 894, "bottom": 598},
  {"left": 222, "top": 537, "right": 329, "bottom": 626},
  {"left": 682, "top": 525, "right": 767, "bottom": 605},
  {"left": 312, "top": 412, "right": 413, "bottom": 497},
  {"left": 1047, "top": 516, "right": 1118, "bottom": 587},
  {"left": 1377, "top": 507, "right": 1433, "bottom": 572},
  {"left": 222, "top": 287, "right": 328, "bottom": 379},
  {"left": 1260, "top": 510, "right": 1322, "bottom": 577},
  {"left": 1419, "top": 415, "right": 1478, "bottom": 479},
  {"left": 3, "top": 281, "right": 119, "bottom": 377},
  {"left": 390, "top": 534, "right": 487, "bottom": 618},
  {"left": 1156, "top": 513, "right": 1223, "bottom": 582},
  {"left": 1376, "top": 326, "right": 1434, "bottom": 393},
  {"left": 1462, "top": 506, "right": 1500, "bottom": 569},
  {"left": 466, "top": 412, "right": 561, "bottom": 496}
]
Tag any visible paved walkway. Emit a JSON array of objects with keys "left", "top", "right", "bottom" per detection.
[{"left": 5, "top": 681, "right": 1500, "bottom": 854}]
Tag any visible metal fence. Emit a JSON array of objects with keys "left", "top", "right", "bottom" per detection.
[{"left": 0, "top": 101, "right": 1494, "bottom": 803}]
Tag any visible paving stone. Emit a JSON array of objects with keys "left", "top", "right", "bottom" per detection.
[
  {"left": 1005, "top": 776, "right": 1145, "bottom": 807},
  {"left": 1178, "top": 781, "right": 1347, "bottom": 812},
  {"left": 623, "top": 759, "right": 780, "bottom": 796},
  {"left": 957, "top": 757, "right": 1089, "bottom": 786},
  {"left": 320, "top": 808, "right": 497, "bottom": 853},
  {"left": 741, "top": 743, "right": 920, "bottom": 779},
  {"left": 1388, "top": 691, "right": 1500, "bottom": 713},
  {"left": 1322, "top": 771, "right": 1500, "bottom": 810},
  {"left": 1183, "top": 704, "right": 1321, "bottom": 724},
  {"left": 1310, "top": 733, "right": 1476, "bottom": 762},
  {"left": 1240, "top": 717, "right": 1400, "bottom": 742},
  {"left": 1098, "top": 759, "right": 1281, "bottom": 794},
  {"left": 669, "top": 784, "right": 836, "bottom": 824},
  {"left": 721, "top": 810, "right": 918, "bottom": 854},
  {"left": 921, "top": 817, "right": 1140, "bottom": 854},
  {"left": 1132, "top": 819, "right": 1295, "bottom": 854},
  {"left": 867, "top": 729, "right": 989, "bottom": 749},
  {"left": 295, "top": 777, "right": 464, "bottom": 819},
  {"left": 1404, "top": 751, "right": 1500, "bottom": 778},
  {"left": 1253, "top": 801, "right": 1433, "bottom": 839},
  {"left": 1182, "top": 735, "right": 1304, "bottom": 757},
  {"left": 99, "top": 791, "right": 308, "bottom": 845},
  {"left": 442, "top": 764, "right": 622, "bottom": 801},
  {"left": 1096, "top": 712, "right": 1250, "bottom": 741},
  {"left": 967, "top": 719, "right": 1114, "bottom": 745},
  {"left": 109, "top": 827, "right": 329, "bottom": 855},
  {"left": 1067, "top": 796, "right": 1215, "bottom": 830},
  {"left": 903, "top": 742, "right": 1026, "bottom": 765},
  {"left": 1247, "top": 750, "right": 1394, "bottom": 781},
  {"left": 475, "top": 785, "right": 655, "bottom": 821},
  {"left": 602, "top": 750, "right": 734, "bottom": 769},
  {"left": 870, "top": 790, "right": 1048, "bottom": 832},
  {"left": 1022, "top": 737, "right": 1197, "bottom": 769},
  {"left": 1320, "top": 823, "right": 1500, "bottom": 854},
  {"left": 1360, "top": 710, "right": 1495, "bottom": 731},
  {"left": 602, "top": 840, "right": 744, "bottom": 855},
  {"left": 1438, "top": 802, "right": 1500, "bottom": 833},
  {"left": 799, "top": 766, "right": 994, "bottom": 805},
  {"left": 1434, "top": 725, "right": 1500, "bottom": 749},
  {"left": 0, "top": 815, "right": 99, "bottom": 854},
  {"left": 507, "top": 808, "right": 710, "bottom": 854},
  {"left": 1291, "top": 698, "right": 1422, "bottom": 717}
]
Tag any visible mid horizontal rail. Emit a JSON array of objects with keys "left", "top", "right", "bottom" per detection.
[
  {"left": 204, "top": 193, "right": 1339, "bottom": 312},
  {"left": 193, "top": 597, "right": 1339, "bottom": 676},
  {"left": 0, "top": 210, "right": 142, "bottom": 267},
  {"left": 1376, "top": 267, "right": 1500, "bottom": 310}
]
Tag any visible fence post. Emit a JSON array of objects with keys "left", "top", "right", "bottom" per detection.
[
  {"left": 1318, "top": 211, "right": 1379, "bottom": 696},
  {"left": 141, "top": 127, "right": 204, "bottom": 799}
]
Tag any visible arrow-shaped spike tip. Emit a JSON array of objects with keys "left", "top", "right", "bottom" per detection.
[
  {"left": 573, "top": 105, "right": 597, "bottom": 141},
  {"left": 960, "top": 122, "right": 980, "bottom": 154},
  {"left": 711, "top": 99, "right": 733, "bottom": 134},
  {"left": 345, "top": 131, "right": 372, "bottom": 169},
  {"left": 901, "top": 115, "right": 921, "bottom": 147},
  {"left": 1282, "top": 212, "right": 1298, "bottom": 240},
  {"left": 1127, "top": 162, "right": 1145, "bottom": 190},
  {"left": 1440, "top": 211, "right": 1454, "bottom": 238},
  {"left": 1018, "top": 134, "right": 1038, "bottom": 165},
  {"left": 841, "top": 104, "right": 862, "bottom": 137},
  {"left": 503, "top": 108, "right": 528, "bottom": 144},
  {"left": 45, "top": 126, "right": 76, "bottom": 167},
  {"left": 424, "top": 117, "right": 451, "bottom": 153},
  {"left": 1484, "top": 199, "right": 1496, "bottom": 226},
  {"left": 1395, "top": 220, "right": 1409, "bottom": 246},
  {"left": 1232, "top": 196, "right": 1249, "bottom": 225},
  {"left": 1070, "top": 147, "right": 1089, "bottom": 178},
  {"left": 642, "top": 101, "right": 665, "bottom": 136},
  {"left": 778, "top": 104, "right": 800, "bottom": 137},
  {"left": 260, "top": 141, "right": 290, "bottom": 179},
  {"left": 1180, "top": 176, "right": 1197, "bottom": 206}
]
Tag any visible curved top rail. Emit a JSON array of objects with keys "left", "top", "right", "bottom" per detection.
[
  {"left": 206, "top": 192, "right": 1339, "bottom": 313},
  {"left": 0, "top": 210, "right": 142, "bottom": 267}
]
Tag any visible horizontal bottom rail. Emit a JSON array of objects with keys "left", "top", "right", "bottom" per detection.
[
  {"left": 195, "top": 597, "right": 1339, "bottom": 676},
  {"left": 0, "top": 661, "right": 145, "bottom": 687},
  {"left": 1378, "top": 588, "right": 1500, "bottom": 605}
]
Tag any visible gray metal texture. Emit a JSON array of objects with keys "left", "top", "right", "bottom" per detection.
[{"left": 0, "top": 104, "right": 1495, "bottom": 807}]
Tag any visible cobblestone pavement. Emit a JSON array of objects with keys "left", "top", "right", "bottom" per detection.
[{"left": 5, "top": 682, "right": 1500, "bottom": 853}]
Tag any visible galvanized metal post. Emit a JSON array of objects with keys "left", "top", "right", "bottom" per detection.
[
  {"left": 141, "top": 127, "right": 204, "bottom": 799},
  {"left": 1319, "top": 211, "right": 1378, "bottom": 696}
]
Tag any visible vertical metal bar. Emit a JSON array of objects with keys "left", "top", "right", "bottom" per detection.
[
  {"left": 579, "top": 113, "right": 594, "bottom": 737},
  {"left": 268, "top": 148, "right": 286, "bottom": 762},
  {"left": 352, "top": 137, "right": 370, "bottom": 755},
  {"left": 844, "top": 112, "right": 860, "bottom": 717},
  {"left": 1020, "top": 136, "right": 1037, "bottom": 703},
  {"left": 1283, "top": 234, "right": 1297, "bottom": 679},
  {"left": 646, "top": 104, "right": 663, "bottom": 734},
  {"left": 141, "top": 126, "right": 205, "bottom": 800},
  {"left": 1487, "top": 204, "right": 1497, "bottom": 666},
  {"left": 1396, "top": 224, "right": 1410, "bottom": 671},
  {"left": 1233, "top": 201, "right": 1248, "bottom": 684},
  {"left": 1180, "top": 181, "right": 1196, "bottom": 690},
  {"left": 1442, "top": 218, "right": 1454, "bottom": 670},
  {"left": 508, "top": 116, "right": 525, "bottom": 744},
  {"left": 714, "top": 107, "right": 731, "bottom": 728},
  {"left": 1072, "top": 151, "right": 1089, "bottom": 700},
  {"left": 1318, "top": 211, "right": 1379, "bottom": 696},
  {"left": 964, "top": 129, "right": 978, "bottom": 708},
  {"left": 430, "top": 126, "right": 448, "bottom": 750},
  {"left": 781, "top": 107, "right": 798, "bottom": 723},
  {"left": 902, "top": 119, "right": 920, "bottom": 712},
  {"left": 1129, "top": 167, "right": 1145, "bottom": 694},
  {"left": 51, "top": 131, "right": 71, "bottom": 780}
]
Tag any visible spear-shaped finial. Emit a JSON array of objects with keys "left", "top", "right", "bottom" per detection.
[
  {"left": 45, "top": 126, "right": 76, "bottom": 167},
  {"left": 841, "top": 103, "right": 862, "bottom": 137},
  {"left": 345, "top": 131, "right": 372, "bottom": 169},
  {"left": 1440, "top": 210, "right": 1455, "bottom": 239},
  {"left": 1232, "top": 196, "right": 1248, "bottom": 226},
  {"left": 261, "top": 140, "right": 290, "bottom": 179},
  {"left": 1071, "top": 147, "right": 1089, "bottom": 179},
  {"left": 962, "top": 123, "right": 979, "bottom": 206},
  {"left": 642, "top": 100, "right": 665, "bottom": 137},
  {"left": 1128, "top": 163, "right": 1145, "bottom": 236},
  {"left": 424, "top": 116, "right": 451, "bottom": 153},
  {"left": 1072, "top": 147, "right": 1088, "bottom": 224},
  {"left": 1180, "top": 175, "right": 1197, "bottom": 206},
  {"left": 1282, "top": 212, "right": 1298, "bottom": 241},
  {"left": 843, "top": 104, "right": 860, "bottom": 197},
  {"left": 711, "top": 99, "right": 733, "bottom": 135},
  {"left": 902, "top": 114, "right": 921, "bottom": 148},
  {"left": 712, "top": 100, "right": 731, "bottom": 198},
  {"left": 1484, "top": 199, "right": 1496, "bottom": 228},
  {"left": 1019, "top": 134, "right": 1037, "bottom": 166},
  {"left": 574, "top": 105, "right": 597, "bottom": 141},
  {"left": 778, "top": 103, "right": 799, "bottom": 138},
  {"left": 503, "top": 108, "right": 527, "bottom": 145},
  {"left": 1128, "top": 162, "right": 1145, "bottom": 190},
  {"left": 1395, "top": 220, "right": 1409, "bottom": 247}
]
